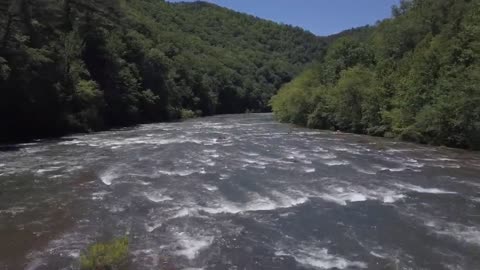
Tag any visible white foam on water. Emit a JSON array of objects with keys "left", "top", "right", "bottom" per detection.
[
  {"left": 65, "top": 165, "right": 84, "bottom": 173},
  {"left": 99, "top": 168, "right": 119, "bottom": 186},
  {"left": 312, "top": 147, "right": 328, "bottom": 153},
  {"left": 131, "top": 248, "right": 162, "bottom": 268},
  {"left": 202, "top": 196, "right": 274, "bottom": 214},
  {"left": 243, "top": 194, "right": 305, "bottom": 212},
  {"left": 279, "top": 212, "right": 295, "bottom": 217},
  {"left": 295, "top": 131, "right": 323, "bottom": 135},
  {"left": 91, "top": 191, "right": 109, "bottom": 201},
  {"left": 315, "top": 153, "right": 337, "bottom": 160},
  {"left": 0, "top": 206, "right": 26, "bottom": 216},
  {"left": 318, "top": 193, "right": 351, "bottom": 206},
  {"left": 370, "top": 251, "right": 387, "bottom": 259},
  {"left": 36, "top": 166, "right": 63, "bottom": 174},
  {"left": 178, "top": 192, "right": 309, "bottom": 216},
  {"left": 439, "top": 226, "right": 480, "bottom": 246},
  {"left": 174, "top": 232, "right": 214, "bottom": 260},
  {"left": 394, "top": 183, "right": 457, "bottom": 194},
  {"left": 347, "top": 193, "right": 368, "bottom": 202},
  {"left": 276, "top": 246, "right": 367, "bottom": 269},
  {"left": 243, "top": 152, "right": 260, "bottom": 157},
  {"left": 288, "top": 151, "right": 307, "bottom": 160},
  {"left": 203, "top": 159, "right": 216, "bottom": 166},
  {"left": 203, "top": 184, "right": 218, "bottom": 191},
  {"left": 241, "top": 158, "right": 268, "bottom": 166},
  {"left": 58, "top": 139, "right": 83, "bottom": 146},
  {"left": 373, "top": 165, "right": 407, "bottom": 172},
  {"left": 304, "top": 168, "right": 316, "bottom": 173},
  {"left": 386, "top": 148, "right": 413, "bottom": 153},
  {"left": 432, "top": 163, "right": 461, "bottom": 169},
  {"left": 109, "top": 205, "right": 125, "bottom": 213},
  {"left": 158, "top": 169, "right": 199, "bottom": 177},
  {"left": 425, "top": 220, "right": 480, "bottom": 246},
  {"left": 421, "top": 158, "right": 461, "bottom": 168},
  {"left": 145, "top": 190, "right": 173, "bottom": 203},
  {"left": 382, "top": 193, "right": 406, "bottom": 203},
  {"left": 319, "top": 189, "right": 368, "bottom": 205},
  {"left": 173, "top": 208, "right": 194, "bottom": 219},
  {"left": 68, "top": 250, "right": 81, "bottom": 258},
  {"left": 332, "top": 147, "right": 361, "bottom": 155},
  {"left": 30, "top": 232, "right": 90, "bottom": 266},
  {"left": 242, "top": 164, "right": 266, "bottom": 169},
  {"left": 146, "top": 223, "right": 162, "bottom": 233},
  {"left": 352, "top": 166, "right": 376, "bottom": 175},
  {"left": 318, "top": 192, "right": 368, "bottom": 205},
  {"left": 25, "top": 258, "right": 44, "bottom": 270},
  {"left": 456, "top": 179, "right": 480, "bottom": 189},
  {"left": 323, "top": 160, "right": 350, "bottom": 166},
  {"left": 317, "top": 186, "right": 405, "bottom": 205},
  {"left": 273, "top": 191, "right": 310, "bottom": 208},
  {"left": 70, "top": 136, "right": 206, "bottom": 149},
  {"left": 470, "top": 197, "right": 480, "bottom": 203},
  {"left": 389, "top": 167, "right": 407, "bottom": 172},
  {"left": 405, "top": 158, "right": 425, "bottom": 168},
  {"left": 136, "top": 180, "right": 152, "bottom": 186}
]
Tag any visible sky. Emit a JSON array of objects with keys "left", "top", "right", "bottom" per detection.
[{"left": 167, "top": 0, "right": 401, "bottom": 36}]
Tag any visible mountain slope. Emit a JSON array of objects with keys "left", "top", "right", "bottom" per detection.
[
  {"left": 0, "top": 0, "right": 326, "bottom": 141},
  {"left": 271, "top": 0, "right": 480, "bottom": 149}
]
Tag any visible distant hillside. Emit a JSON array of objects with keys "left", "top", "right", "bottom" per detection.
[
  {"left": 271, "top": 0, "right": 480, "bottom": 150},
  {"left": 0, "top": 0, "right": 326, "bottom": 141},
  {"left": 325, "top": 25, "right": 375, "bottom": 43}
]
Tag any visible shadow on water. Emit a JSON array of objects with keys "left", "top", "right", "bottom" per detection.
[
  {"left": 0, "top": 138, "right": 80, "bottom": 152},
  {"left": 0, "top": 144, "right": 22, "bottom": 152}
]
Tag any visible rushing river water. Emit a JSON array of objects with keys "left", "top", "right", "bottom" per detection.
[{"left": 1, "top": 113, "right": 480, "bottom": 270}]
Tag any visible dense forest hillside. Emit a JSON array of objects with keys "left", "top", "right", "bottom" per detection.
[
  {"left": 0, "top": 0, "right": 326, "bottom": 141},
  {"left": 271, "top": 0, "right": 480, "bottom": 150}
]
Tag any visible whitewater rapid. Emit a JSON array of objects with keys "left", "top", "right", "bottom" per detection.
[{"left": 1, "top": 113, "right": 479, "bottom": 269}]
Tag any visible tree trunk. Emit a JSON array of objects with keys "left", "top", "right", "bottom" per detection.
[{"left": 1, "top": 0, "right": 16, "bottom": 50}]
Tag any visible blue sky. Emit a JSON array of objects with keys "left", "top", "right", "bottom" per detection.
[{"left": 167, "top": 0, "right": 400, "bottom": 36}]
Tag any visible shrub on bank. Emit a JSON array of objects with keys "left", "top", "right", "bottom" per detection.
[
  {"left": 180, "top": 109, "right": 198, "bottom": 120},
  {"left": 80, "top": 237, "right": 129, "bottom": 270}
]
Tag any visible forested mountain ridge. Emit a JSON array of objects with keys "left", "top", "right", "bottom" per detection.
[
  {"left": 0, "top": 0, "right": 326, "bottom": 142},
  {"left": 271, "top": 0, "right": 480, "bottom": 150}
]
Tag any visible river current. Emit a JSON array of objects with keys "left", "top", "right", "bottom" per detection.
[{"left": 1, "top": 113, "right": 480, "bottom": 269}]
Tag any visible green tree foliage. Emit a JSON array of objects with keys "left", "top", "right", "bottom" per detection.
[
  {"left": 271, "top": 0, "right": 480, "bottom": 150},
  {"left": 0, "top": 0, "right": 326, "bottom": 141}
]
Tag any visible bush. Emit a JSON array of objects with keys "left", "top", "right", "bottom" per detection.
[
  {"left": 80, "top": 237, "right": 129, "bottom": 270},
  {"left": 398, "top": 126, "right": 425, "bottom": 144},
  {"left": 180, "top": 109, "right": 197, "bottom": 119}
]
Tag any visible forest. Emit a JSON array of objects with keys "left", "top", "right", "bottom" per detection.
[
  {"left": 0, "top": 0, "right": 326, "bottom": 142},
  {"left": 2, "top": 0, "right": 479, "bottom": 150},
  {"left": 271, "top": 0, "right": 480, "bottom": 150}
]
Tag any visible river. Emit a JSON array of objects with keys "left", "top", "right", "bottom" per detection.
[{"left": 1, "top": 113, "right": 480, "bottom": 269}]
